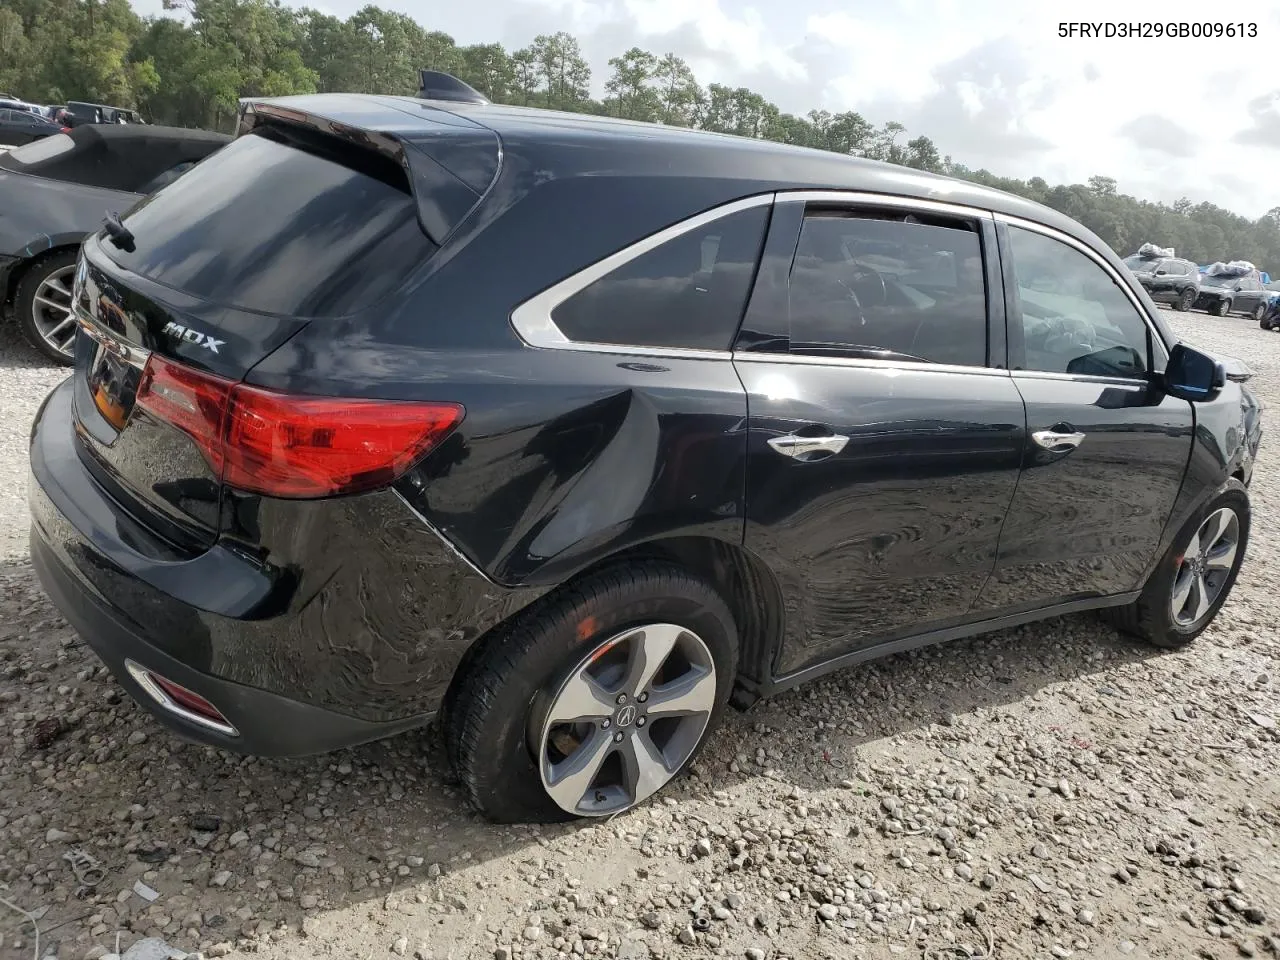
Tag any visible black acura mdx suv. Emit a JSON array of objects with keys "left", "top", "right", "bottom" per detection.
[{"left": 29, "top": 88, "right": 1264, "bottom": 823}]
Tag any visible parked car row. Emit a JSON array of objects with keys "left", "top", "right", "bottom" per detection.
[
  {"left": 18, "top": 75, "right": 1265, "bottom": 822},
  {"left": 1, "top": 124, "right": 231, "bottom": 361},
  {"left": 0, "top": 96, "right": 146, "bottom": 130},
  {"left": 0, "top": 107, "right": 68, "bottom": 146},
  {"left": 1123, "top": 252, "right": 1271, "bottom": 322}
]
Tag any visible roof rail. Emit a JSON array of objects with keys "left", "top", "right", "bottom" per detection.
[{"left": 416, "top": 71, "right": 489, "bottom": 105}]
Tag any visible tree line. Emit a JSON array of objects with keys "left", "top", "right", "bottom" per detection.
[{"left": 3, "top": 0, "right": 1279, "bottom": 272}]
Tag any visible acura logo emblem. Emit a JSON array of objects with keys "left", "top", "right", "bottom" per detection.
[{"left": 615, "top": 705, "right": 637, "bottom": 727}]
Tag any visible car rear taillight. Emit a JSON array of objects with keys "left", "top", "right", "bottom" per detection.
[{"left": 135, "top": 355, "right": 463, "bottom": 498}]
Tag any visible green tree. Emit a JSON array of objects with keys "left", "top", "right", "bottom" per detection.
[
  {"left": 605, "top": 47, "right": 658, "bottom": 120},
  {"left": 652, "top": 53, "right": 699, "bottom": 126},
  {"left": 530, "top": 31, "right": 589, "bottom": 109}
]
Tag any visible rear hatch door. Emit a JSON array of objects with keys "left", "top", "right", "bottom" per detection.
[{"left": 70, "top": 101, "right": 498, "bottom": 550}]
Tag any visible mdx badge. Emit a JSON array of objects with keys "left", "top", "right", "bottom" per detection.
[{"left": 162, "top": 321, "right": 225, "bottom": 353}]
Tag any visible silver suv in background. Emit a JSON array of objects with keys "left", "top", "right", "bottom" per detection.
[{"left": 1123, "top": 254, "right": 1200, "bottom": 311}]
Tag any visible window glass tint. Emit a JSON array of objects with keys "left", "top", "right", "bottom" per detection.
[
  {"left": 787, "top": 211, "right": 988, "bottom": 367},
  {"left": 103, "top": 128, "right": 435, "bottom": 318},
  {"left": 551, "top": 207, "right": 767, "bottom": 351},
  {"left": 136, "top": 161, "right": 195, "bottom": 195},
  {"left": 1007, "top": 226, "right": 1150, "bottom": 378}
]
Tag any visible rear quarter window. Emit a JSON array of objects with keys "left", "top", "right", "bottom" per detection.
[
  {"left": 103, "top": 127, "right": 436, "bottom": 318},
  {"left": 550, "top": 206, "right": 768, "bottom": 352}
]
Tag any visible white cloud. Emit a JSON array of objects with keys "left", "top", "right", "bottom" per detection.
[{"left": 129, "top": 0, "right": 1280, "bottom": 216}]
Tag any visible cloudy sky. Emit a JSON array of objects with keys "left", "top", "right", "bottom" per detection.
[{"left": 135, "top": 0, "right": 1280, "bottom": 218}]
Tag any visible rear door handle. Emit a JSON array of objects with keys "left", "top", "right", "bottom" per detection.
[
  {"left": 767, "top": 432, "right": 849, "bottom": 459},
  {"left": 1031, "top": 428, "right": 1086, "bottom": 453}
]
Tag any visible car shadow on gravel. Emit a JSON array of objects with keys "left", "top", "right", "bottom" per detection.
[
  {"left": 0, "top": 312, "right": 58, "bottom": 369},
  {"left": 1, "top": 548, "right": 1172, "bottom": 954},
  {"left": 712, "top": 612, "right": 1167, "bottom": 797}
]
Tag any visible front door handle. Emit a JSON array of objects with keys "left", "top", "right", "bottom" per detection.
[
  {"left": 767, "top": 432, "right": 849, "bottom": 459},
  {"left": 1031, "top": 428, "right": 1086, "bottom": 453}
]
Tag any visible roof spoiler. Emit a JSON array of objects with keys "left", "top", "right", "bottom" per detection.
[
  {"left": 415, "top": 71, "right": 489, "bottom": 104},
  {"left": 233, "top": 96, "right": 498, "bottom": 247}
]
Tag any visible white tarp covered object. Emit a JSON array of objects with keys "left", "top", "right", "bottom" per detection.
[
  {"left": 1137, "top": 242, "right": 1175, "bottom": 259},
  {"left": 1205, "top": 260, "right": 1257, "bottom": 277}
]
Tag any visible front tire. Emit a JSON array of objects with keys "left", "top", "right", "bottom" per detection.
[
  {"left": 1177, "top": 288, "right": 1196, "bottom": 312},
  {"left": 1213, "top": 298, "right": 1231, "bottom": 317},
  {"left": 16, "top": 249, "right": 80, "bottom": 365},
  {"left": 445, "top": 561, "right": 738, "bottom": 823},
  {"left": 1104, "top": 481, "right": 1249, "bottom": 649}
]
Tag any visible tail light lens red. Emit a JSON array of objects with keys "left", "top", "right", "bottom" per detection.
[{"left": 135, "top": 355, "right": 463, "bottom": 498}]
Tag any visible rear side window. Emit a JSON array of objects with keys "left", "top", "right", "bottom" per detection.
[
  {"left": 787, "top": 209, "right": 988, "bottom": 367},
  {"left": 551, "top": 207, "right": 768, "bottom": 351},
  {"left": 104, "top": 127, "right": 435, "bottom": 318}
]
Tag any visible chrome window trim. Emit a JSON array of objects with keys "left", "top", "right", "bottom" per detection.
[
  {"left": 731, "top": 350, "right": 1012, "bottom": 378},
  {"left": 1008, "top": 369, "right": 1152, "bottom": 387},
  {"left": 774, "top": 189, "right": 997, "bottom": 222},
  {"left": 509, "top": 193, "right": 775, "bottom": 360},
  {"left": 994, "top": 212, "right": 1171, "bottom": 368}
]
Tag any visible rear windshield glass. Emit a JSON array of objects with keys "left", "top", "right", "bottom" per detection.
[{"left": 103, "top": 127, "right": 435, "bottom": 317}]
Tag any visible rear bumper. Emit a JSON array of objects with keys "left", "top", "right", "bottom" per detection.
[
  {"left": 28, "top": 377, "right": 536, "bottom": 755},
  {"left": 30, "top": 529, "right": 425, "bottom": 755}
]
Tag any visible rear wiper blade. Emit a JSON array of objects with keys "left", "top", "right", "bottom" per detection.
[{"left": 102, "top": 211, "right": 135, "bottom": 252}]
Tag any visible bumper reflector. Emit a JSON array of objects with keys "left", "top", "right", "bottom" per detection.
[{"left": 124, "top": 659, "right": 239, "bottom": 737}]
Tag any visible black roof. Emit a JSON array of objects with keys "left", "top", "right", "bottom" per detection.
[
  {"left": 244, "top": 92, "right": 1094, "bottom": 245},
  {"left": 0, "top": 123, "right": 229, "bottom": 193}
]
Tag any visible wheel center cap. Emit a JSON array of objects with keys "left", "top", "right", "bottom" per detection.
[{"left": 615, "top": 704, "right": 637, "bottom": 727}]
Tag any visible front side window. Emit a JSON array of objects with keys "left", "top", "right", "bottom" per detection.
[
  {"left": 552, "top": 206, "right": 768, "bottom": 351},
  {"left": 1006, "top": 225, "right": 1151, "bottom": 379},
  {"left": 786, "top": 209, "right": 988, "bottom": 367}
]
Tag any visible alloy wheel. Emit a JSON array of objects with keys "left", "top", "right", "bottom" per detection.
[
  {"left": 1170, "top": 507, "right": 1240, "bottom": 627},
  {"left": 535, "top": 623, "right": 716, "bottom": 817},
  {"left": 30, "top": 264, "right": 78, "bottom": 360}
]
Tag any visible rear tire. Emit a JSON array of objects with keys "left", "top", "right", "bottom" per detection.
[
  {"left": 16, "top": 249, "right": 80, "bottom": 365},
  {"left": 1103, "top": 481, "right": 1249, "bottom": 649},
  {"left": 1252, "top": 303, "right": 1266, "bottom": 322},
  {"left": 1213, "top": 298, "right": 1231, "bottom": 317},
  {"left": 444, "top": 561, "right": 738, "bottom": 823},
  {"left": 1177, "top": 288, "right": 1196, "bottom": 312}
]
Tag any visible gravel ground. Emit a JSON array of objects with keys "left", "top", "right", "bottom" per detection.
[{"left": 1, "top": 310, "right": 1277, "bottom": 960}]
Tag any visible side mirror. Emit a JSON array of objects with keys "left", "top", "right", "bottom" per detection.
[
  {"left": 1162, "top": 343, "right": 1226, "bottom": 403},
  {"left": 1155, "top": 269, "right": 1167, "bottom": 276},
  {"left": 1234, "top": 284, "right": 1244, "bottom": 292}
]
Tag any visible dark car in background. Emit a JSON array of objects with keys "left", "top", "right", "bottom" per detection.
[
  {"left": 1122, "top": 254, "right": 1200, "bottom": 311},
  {"left": 0, "top": 107, "right": 66, "bottom": 146},
  {"left": 1261, "top": 298, "right": 1280, "bottom": 331},
  {"left": 63, "top": 101, "right": 146, "bottom": 127},
  {"left": 27, "top": 86, "right": 1263, "bottom": 824},
  {"left": 1, "top": 124, "right": 229, "bottom": 362},
  {"left": 1195, "top": 271, "right": 1269, "bottom": 319}
]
